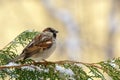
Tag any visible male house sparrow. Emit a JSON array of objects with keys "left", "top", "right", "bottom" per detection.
[{"left": 13, "top": 27, "right": 58, "bottom": 62}]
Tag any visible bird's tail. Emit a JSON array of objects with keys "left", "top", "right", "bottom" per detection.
[{"left": 9, "top": 54, "right": 25, "bottom": 62}]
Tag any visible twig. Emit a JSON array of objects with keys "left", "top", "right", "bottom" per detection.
[{"left": 0, "top": 60, "right": 102, "bottom": 70}]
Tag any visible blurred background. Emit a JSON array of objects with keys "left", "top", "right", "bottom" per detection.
[{"left": 0, "top": 0, "right": 120, "bottom": 63}]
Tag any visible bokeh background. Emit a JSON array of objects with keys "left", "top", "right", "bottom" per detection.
[{"left": 0, "top": 0, "right": 120, "bottom": 63}]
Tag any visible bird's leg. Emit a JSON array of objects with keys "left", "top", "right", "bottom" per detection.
[
  {"left": 41, "top": 59, "right": 49, "bottom": 68},
  {"left": 32, "top": 60, "right": 36, "bottom": 64},
  {"left": 42, "top": 59, "right": 48, "bottom": 62}
]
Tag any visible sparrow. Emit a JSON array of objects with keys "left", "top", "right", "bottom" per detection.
[{"left": 12, "top": 27, "right": 58, "bottom": 62}]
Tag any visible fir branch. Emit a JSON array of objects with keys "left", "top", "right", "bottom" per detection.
[
  {"left": 0, "top": 30, "right": 120, "bottom": 80},
  {"left": 0, "top": 60, "right": 101, "bottom": 70}
]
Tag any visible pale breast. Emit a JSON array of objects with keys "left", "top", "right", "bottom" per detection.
[
  {"left": 29, "top": 39, "right": 56, "bottom": 61},
  {"left": 42, "top": 40, "right": 56, "bottom": 58}
]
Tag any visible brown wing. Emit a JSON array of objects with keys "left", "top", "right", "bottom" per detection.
[{"left": 22, "top": 33, "right": 53, "bottom": 59}]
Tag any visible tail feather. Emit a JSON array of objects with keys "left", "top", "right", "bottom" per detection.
[{"left": 9, "top": 54, "right": 25, "bottom": 62}]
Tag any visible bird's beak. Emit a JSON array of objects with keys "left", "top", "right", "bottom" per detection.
[{"left": 55, "top": 30, "right": 58, "bottom": 33}]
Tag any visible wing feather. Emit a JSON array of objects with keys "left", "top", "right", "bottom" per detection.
[{"left": 22, "top": 33, "right": 53, "bottom": 59}]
